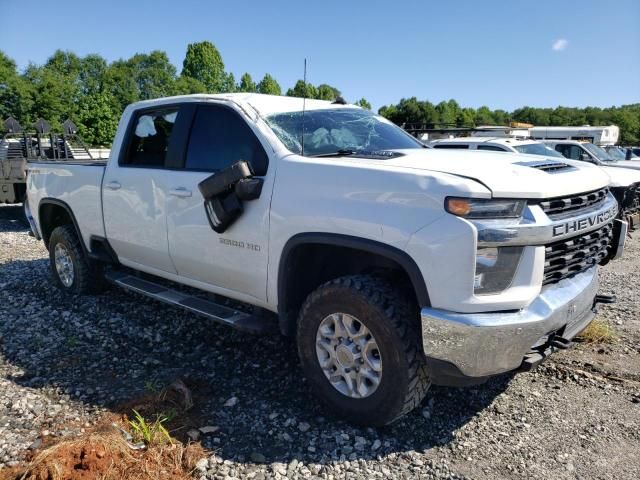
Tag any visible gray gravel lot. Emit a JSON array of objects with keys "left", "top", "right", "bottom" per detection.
[{"left": 1, "top": 203, "right": 639, "bottom": 479}]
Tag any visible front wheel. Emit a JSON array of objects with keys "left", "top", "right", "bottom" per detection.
[
  {"left": 297, "top": 275, "right": 430, "bottom": 426},
  {"left": 48, "top": 225, "right": 105, "bottom": 294}
]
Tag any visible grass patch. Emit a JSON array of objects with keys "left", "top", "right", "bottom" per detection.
[
  {"left": 128, "top": 409, "right": 173, "bottom": 446},
  {"left": 576, "top": 319, "right": 617, "bottom": 344},
  {"left": 0, "top": 426, "right": 205, "bottom": 480},
  {"left": 0, "top": 378, "right": 206, "bottom": 480}
]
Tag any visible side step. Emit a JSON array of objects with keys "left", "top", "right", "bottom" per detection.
[{"left": 104, "top": 270, "right": 273, "bottom": 334}]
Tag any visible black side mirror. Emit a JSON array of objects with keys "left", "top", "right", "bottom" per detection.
[{"left": 626, "top": 149, "right": 632, "bottom": 161}]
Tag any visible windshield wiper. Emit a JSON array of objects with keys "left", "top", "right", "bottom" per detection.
[{"left": 309, "top": 149, "right": 358, "bottom": 158}]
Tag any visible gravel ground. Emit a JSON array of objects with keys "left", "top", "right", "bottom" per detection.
[{"left": 1, "top": 203, "right": 639, "bottom": 479}]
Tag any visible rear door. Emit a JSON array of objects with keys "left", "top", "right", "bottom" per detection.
[
  {"left": 103, "top": 105, "right": 184, "bottom": 274},
  {"left": 165, "top": 102, "right": 274, "bottom": 301}
]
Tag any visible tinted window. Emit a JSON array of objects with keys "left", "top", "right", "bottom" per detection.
[
  {"left": 123, "top": 108, "right": 179, "bottom": 167},
  {"left": 432, "top": 144, "right": 469, "bottom": 149},
  {"left": 185, "top": 106, "right": 268, "bottom": 175},
  {"left": 477, "top": 145, "right": 508, "bottom": 152},
  {"left": 555, "top": 144, "right": 584, "bottom": 160},
  {"left": 514, "top": 143, "right": 565, "bottom": 158}
]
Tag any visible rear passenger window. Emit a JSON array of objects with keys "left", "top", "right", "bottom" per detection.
[
  {"left": 432, "top": 144, "right": 469, "bottom": 149},
  {"left": 185, "top": 106, "right": 268, "bottom": 175},
  {"left": 122, "top": 108, "right": 179, "bottom": 167},
  {"left": 477, "top": 145, "right": 507, "bottom": 152}
]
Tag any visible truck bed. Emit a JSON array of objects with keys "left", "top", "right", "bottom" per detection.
[{"left": 27, "top": 161, "right": 107, "bottom": 248}]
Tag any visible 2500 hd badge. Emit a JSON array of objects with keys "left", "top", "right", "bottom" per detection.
[{"left": 552, "top": 205, "right": 617, "bottom": 237}]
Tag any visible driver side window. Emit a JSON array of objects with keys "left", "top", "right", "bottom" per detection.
[{"left": 184, "top": 105, "right": 268, "bottom": 175}]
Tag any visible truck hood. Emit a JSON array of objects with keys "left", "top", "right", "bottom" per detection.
[
  {"left": 381, "top": 149, "right": 610, "bottom": 199},
  {"left": 602, "top": 159, "right": 640, "bottom": 171},
  {"left": 598, "top": 165, "right": 640, "bottom": 187}
]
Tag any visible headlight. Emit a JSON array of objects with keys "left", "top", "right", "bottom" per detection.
[
  {"left": 474, "top": 247, "right": 523, "bottom": 295},
  {"left": 445, "top": 197, "right": 525, "bottom": 219}
]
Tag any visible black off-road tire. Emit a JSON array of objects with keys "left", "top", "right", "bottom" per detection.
[
  {"left": 297, "top": 275, "right": 431, "bottom": 426},
  {"left": 48, "top": 225, "right": 106, "bottom": 294}
]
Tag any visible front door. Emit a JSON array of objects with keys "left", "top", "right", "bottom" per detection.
[{"left": 166, "top": 103, "right": 273, "bottom": 301}]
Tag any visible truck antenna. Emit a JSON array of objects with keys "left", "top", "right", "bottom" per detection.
[{"left": 301, "top": 58, "right": 307, "bottom": 157}]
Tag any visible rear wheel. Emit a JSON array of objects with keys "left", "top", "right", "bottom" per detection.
[
  {"left": 297, "top": 275, "right": 430, "bottom": 426},
  {"left": 48, "top": 225, "right": 105, "bottom": 294}
]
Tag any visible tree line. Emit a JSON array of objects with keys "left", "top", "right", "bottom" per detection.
[
  {"left": 0, "top": 41, "right": 370, "bottom": 146},
  {"left": 378, "top": 97, "right": 640, "bottom": 144},
  {"left": 2, "top": 41, "right": 638, "bottom": 145}
]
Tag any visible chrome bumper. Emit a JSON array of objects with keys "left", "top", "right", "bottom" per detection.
[{"left": 421, "top": 267, "right": 599, "bottom": 378}]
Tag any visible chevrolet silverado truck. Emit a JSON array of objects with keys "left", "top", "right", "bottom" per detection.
[{"left": 26, "top": 94, "right": 624, "bottom": 425}]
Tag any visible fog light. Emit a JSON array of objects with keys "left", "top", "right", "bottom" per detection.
[{"left": 475, "top": 247, "right": 523, "bottom": 295}]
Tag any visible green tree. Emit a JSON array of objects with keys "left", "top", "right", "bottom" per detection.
[
  {"left": 221, "top": 72, "right": 236, "bottom": 93},
  {"left": 23, "top": 64, "right": 76, "bottom": 130},
  {"left": 128, "top": 51, "right": 176, "bottom": 100},
  {"left": 286, "top": 79, "right": 318, "bottom": 99},
  {"left": 257, "top": 74, "right": 281, "bottom": 95},
  {"left": 475, "top": 106, "right": 495, "bottom": 125},
  {"left": 76, "top": 91, "right": 119, "bottom": 146},
  {"left": 316, "top": 84, "right": 341, "bottom": 101},
  {"left": 181, "top": 41, "right": 226, "bottom": 92},
  {"left": 171, "top": 75, "right": 207, "bottom": 95},
  {"left": 0, "top": 51, "right": 34, "bottom": 123},
  {"left": 238, "top": 73, "right": 256, "bottom": 92},
  {"left": 356, "top": 97, "right": 371, "bottom": 110}
]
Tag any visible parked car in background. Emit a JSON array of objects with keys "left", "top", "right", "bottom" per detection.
[
  {"left": 429, "top": 137, "right": 566, "bottom": 157},
  {"left": 543, "top": 140, "right": 640, "bottom": 170},
  {"left": 605, "top": 145, "right": 640, "bottom": 160},
  {"left": 542, "top": 140, "right": 640, "bottom": 231}
]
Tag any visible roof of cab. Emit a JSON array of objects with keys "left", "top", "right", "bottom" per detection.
[{"left": 126, "top": 93, "right": 359, "bottom": 118}]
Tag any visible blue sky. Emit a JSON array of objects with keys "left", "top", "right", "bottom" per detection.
[{"left": 1, "top": 0, "right": 638, "bottom": 111}]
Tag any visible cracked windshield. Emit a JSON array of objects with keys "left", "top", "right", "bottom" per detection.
[{"left": 266, "top": 108, "right": 424, "bottom": 157}]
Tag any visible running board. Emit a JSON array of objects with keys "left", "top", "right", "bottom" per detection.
[{"left": 104, "top": 270, "right": 271, "bottom": 334}]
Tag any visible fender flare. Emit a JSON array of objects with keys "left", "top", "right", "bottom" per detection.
[
  {"left": 38, "top": 198, "right": 87, "bottom": 254},
  {"left": 277, "top": 232, "right": 430, "bottom": 331}
]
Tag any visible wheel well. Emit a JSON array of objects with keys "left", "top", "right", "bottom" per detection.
[
  {"left": 39, "top": 202, "right": 76, "bottom": 249},
  {"left": 278, "top": 237, "right": 428, "bottom": 336}
]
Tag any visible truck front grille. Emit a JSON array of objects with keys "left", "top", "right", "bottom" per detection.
[
  {"left": 621, "top": 183, "right": 640, "bottom": 216},
  {"left": 539, "top": 188, "right": 609, "bottom": 218},
  {"left": 543, "top": 223, "right": 613, "bottom": 286}
]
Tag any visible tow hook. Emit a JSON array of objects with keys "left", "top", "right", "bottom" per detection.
[
  {"left": 519, "top": 333, "right": 575, "bottom": 371},
  {"left": 592, "top": 294, "right": 616, "bottom": 313},
  {"left": 549, "top": 336, "right": 573, "bottom": 350}
]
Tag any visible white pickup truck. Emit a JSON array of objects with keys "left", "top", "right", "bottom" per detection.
[{"left": 26, "top": 94, "right": 623, "bottom": 425}]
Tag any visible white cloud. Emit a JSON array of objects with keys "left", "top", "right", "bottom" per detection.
[{"left": 552, "top": 38, "right": 569, "bottom": 51}]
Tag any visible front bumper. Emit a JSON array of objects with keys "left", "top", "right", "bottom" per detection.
[{"left": 421, "top": 267, "right": 599, "bottom": 378}]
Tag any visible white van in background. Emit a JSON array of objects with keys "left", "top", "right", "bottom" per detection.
[{"left": 529, "top": 125, "right": 619, "bottom": 146}]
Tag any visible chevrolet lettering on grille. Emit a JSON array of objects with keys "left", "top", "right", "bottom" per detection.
[{"left": 552, "top": 205, "right": 617, "bottom": 238}]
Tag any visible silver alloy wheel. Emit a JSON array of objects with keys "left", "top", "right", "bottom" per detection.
[
  {"left": 315, "top": 312, "right": 382, "bottom": 398},
  {"left": 54, "top": 243, "right": 75, "bottom": 287}
]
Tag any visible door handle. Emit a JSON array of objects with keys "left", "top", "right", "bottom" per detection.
[
  {"left": 169, "top": 187, "right": 192, "bottom": 198},
  {"left": 105, "top": 181, "right": 121, "bottom": 191}
]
